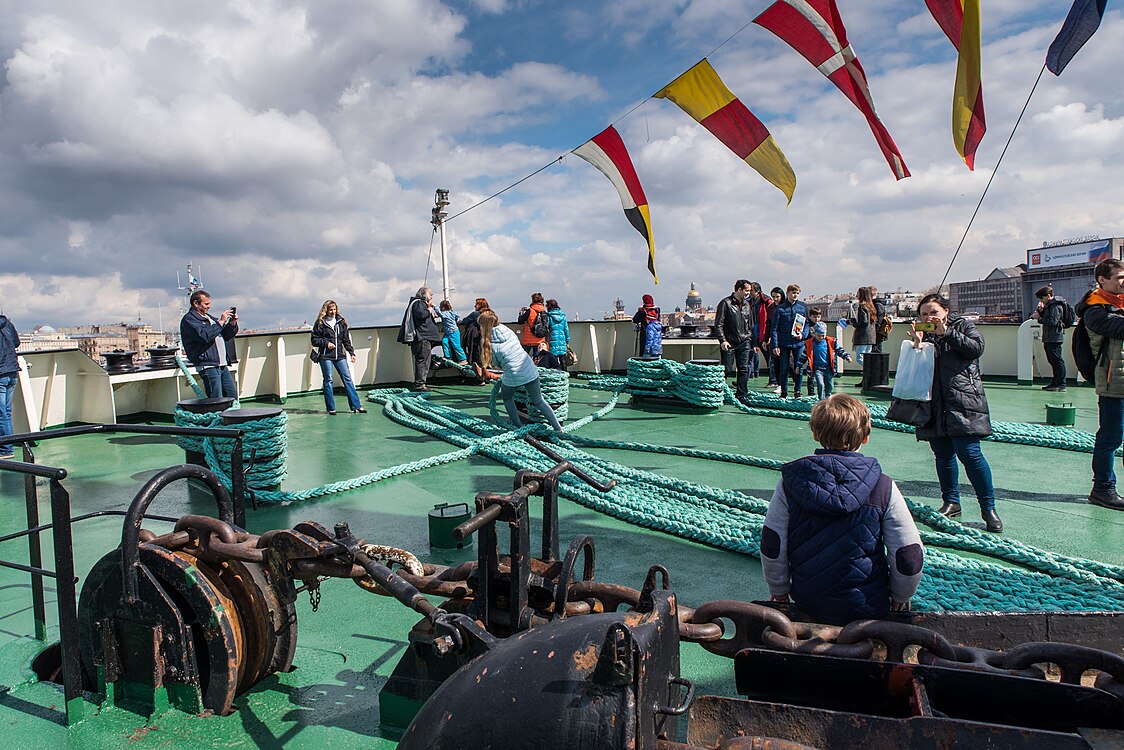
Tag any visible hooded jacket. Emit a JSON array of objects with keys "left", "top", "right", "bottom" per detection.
[
  {"left": 914, "top": 314, "right": 992, "bottom": 440},
  {"left": 1077, "top": 288, "right": 1124, "bottom": 398},
  {"left": 760, "top": 451, "right": 924, "bottom": 625},
  {"left": 489, "top": 323, "right": 540, "bottom": 387},
  {"left": 546, "top": 308, "right": 570, "bottom": 355},
  {"left": 0, "top": 315, "right": 20, "bottom": 375},
  {"left": 1036, "top": 297, "right": 1070, "bottom": 344}
]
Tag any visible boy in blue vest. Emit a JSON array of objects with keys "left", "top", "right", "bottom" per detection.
[{"left": 760, "top": 394, "right": 924, "bottom": 624}]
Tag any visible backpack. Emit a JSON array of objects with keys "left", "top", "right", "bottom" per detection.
[
  {"left": 1072, "top": 318, "right": 1106, "bottom": 383},
  {"left": 877, "top": 316, "right": 893, "bottom": 338},
  {"left": 1059, "top": 300, "right": 1077, "bottom": 328},
  {"left": 530, "top": 308, "right": 551, "bottom": 339}
]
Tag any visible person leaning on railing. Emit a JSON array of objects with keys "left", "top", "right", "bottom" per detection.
[{"left": 0, "top": 312, "right": 20, "bottom": 459}]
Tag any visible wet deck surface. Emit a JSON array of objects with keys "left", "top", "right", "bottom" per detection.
[{"left": 0, "top": 373, "right": 1120, "bottom": 747}]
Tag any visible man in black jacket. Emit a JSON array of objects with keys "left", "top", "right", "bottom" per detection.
[
  {"left": 1031, "top": 286, "right": 1069, "bottom": 391},
  {"left": 715, "top": 279, "right": 755, "bottom": 404},
  {"left": 397, "top": 287, "right": 442, "bottom": 391},
  {"left": 179, "top": 290, "right": 239, "bottom": 398}
]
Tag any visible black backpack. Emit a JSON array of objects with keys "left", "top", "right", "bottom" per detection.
[
  {"left": 1060, "top": 300, "right": 1077, "bottom": 328},
  {"left": 530, "top": 309, "right": 551, "bottom": 338},
  {"left": 1072, "top": 318, "right": 1105, "bottom": 383}
]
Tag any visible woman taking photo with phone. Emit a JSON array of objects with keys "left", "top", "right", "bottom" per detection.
[
  {"left": 311, "top": 300, "right": 366, "bottom": 415},
  {"left": 479, "top": 310, "right": 562, "bottom": 432},
  {"left": 911, "top": 293, "right": 1000, "bottom": 532}
]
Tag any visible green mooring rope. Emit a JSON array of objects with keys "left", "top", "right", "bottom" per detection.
[
  {"left": 361, "top": 387, "right": 1124, "bottom": 613},
  {"left": 174, "top": 354, "right": 207, "bottom": 398},
  {"left": 575, "top": 369, "right": 1116, "bottom": 456}
]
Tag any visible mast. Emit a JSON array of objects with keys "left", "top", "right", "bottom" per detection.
[{"left": 431, "top": 189, "right": 451, "bottom": 303}]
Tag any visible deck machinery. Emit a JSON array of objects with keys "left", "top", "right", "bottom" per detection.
[{"left": 11, "top": 435, "right": 1124, "bottom": 749}]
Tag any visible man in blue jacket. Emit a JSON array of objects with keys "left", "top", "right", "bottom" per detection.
[
  {"left": 180, "top": 290, "right": 239, "bottom": 399},
  {"left": 0, "top": 313, "right": 21, "bottom": 459},
  {"left": 770, "top": 283, "right": 811, "bottom": 399}
]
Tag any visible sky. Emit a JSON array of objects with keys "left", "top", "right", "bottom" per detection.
[{"left": 0, "top": 0, "right": 1121, "bottom": 330}]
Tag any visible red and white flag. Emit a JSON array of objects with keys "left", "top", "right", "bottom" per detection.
[{"left": 755, "top": 0, "right": 910, "bottom": 179}]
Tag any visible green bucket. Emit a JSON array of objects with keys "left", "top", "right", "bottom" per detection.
[
  {"left": 428, "top": 503, "right": 472, "bottom": 549},
  {"left": 1045, "top": 403, "right": 1076, "bottom": 427}
]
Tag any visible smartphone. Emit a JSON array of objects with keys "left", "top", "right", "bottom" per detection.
[
  {"left": 231, "top": 306, "right": 237, "bottom": 314},
  {"left": 914, "top": 321, "right": 935, "bottom": 332}
]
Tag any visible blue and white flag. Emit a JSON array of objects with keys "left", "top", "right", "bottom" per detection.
[{"left": 1046, "top": 0, "right": 1108, "bottom": 75}]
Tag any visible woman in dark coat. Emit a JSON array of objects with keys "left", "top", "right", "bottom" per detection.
[
  {"left": 461, "top": 297, "right": 491, "bottom": 384},
  {"left": 911, "top": 294, "right": 1001, "bottom": 532},
  {"left": 848, "top": 286, "right": 877, "bottom": 364},
  {"left": 311, "top": 300, "right": 366, "bottom": 414}
]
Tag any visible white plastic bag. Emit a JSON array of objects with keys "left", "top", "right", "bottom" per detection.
[{"left": 892, "top": 339, "right": 935, "bottom": 401}]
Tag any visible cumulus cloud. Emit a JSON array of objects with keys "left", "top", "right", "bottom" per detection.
[{"left": 0, "top": 0, "right": 1122, "bottom": 331}]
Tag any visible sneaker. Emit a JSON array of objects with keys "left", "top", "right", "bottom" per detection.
[
  {"left": 1042, "top": 384, "right": 1067, "bottom": 392},
  {"left": 793, "top": 391, "right": 803, "bottom": 399},
  {"left": 0, "top": 452, "right": 14, "bottom": 460},
  {"left": 773, "top": 386, "right": 782, "bottom": 395},
  {"left": 1089, "top": 488, "right": 1124, "bottom": 511}
]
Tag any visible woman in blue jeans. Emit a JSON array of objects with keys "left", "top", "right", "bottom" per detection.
[
  {"left": 311, "top": 300, "right": 366, "bottom": 415},
  {"left": 479, "top": 311, "right": 562, "bottom": 432},
  {"left": 912, "top": 294, "right": 1002, "bottom": 533}
]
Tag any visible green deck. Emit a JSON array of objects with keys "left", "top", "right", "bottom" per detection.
[{"left": 0, "top": 374, "right": 1120, "bottom": 747}]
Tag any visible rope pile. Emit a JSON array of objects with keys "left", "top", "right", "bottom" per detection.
[
  {"left": 620, "top": 358, "right": 725, "bottom": 409},
  {"left": 174, "top": 408, "right": 289, "bottom": 490},
  {"left": 490, "top": 368, "right": 570, "bottom": 423}
]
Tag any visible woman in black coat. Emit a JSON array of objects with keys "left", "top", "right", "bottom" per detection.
[
  {"left": 311, "top": 300, "right": 366, "bottom": 414},
  {"left": 460, "top": 297, "right": 491, "bottom": 385},
  {"left": 911, "top": 294, "right": 1000, "bottom": 532}
]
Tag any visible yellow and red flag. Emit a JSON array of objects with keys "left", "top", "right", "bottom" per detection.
[
  {"left": 926, "top": 0, "right": 986, "bottom": 170},
  {"left": 655, "top": 59, "right": 796, "bottom": 204}
]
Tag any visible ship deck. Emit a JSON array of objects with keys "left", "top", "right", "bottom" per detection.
[{"left": 0, "top": 373, "right": 1121, "bottom": 747}]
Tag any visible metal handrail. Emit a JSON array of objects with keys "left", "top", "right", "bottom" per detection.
[{"left": 0, "top": 422, "right": 251, "bottom": 725}]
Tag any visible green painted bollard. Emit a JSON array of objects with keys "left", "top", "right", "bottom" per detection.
[{"left": 429, "top": 503, "right": 472, "bottom": 549}]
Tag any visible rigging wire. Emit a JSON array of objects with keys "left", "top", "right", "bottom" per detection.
[
  {"left": 443, "top": 15, "right": 762, "bottom": 225},
  {"left": 444, "top": 156, "right": 564, "bottom": 223},
  {"left": 422, "top": 224, "right": 437, "bottom": 287},
  {"left": 938, "top": 61, "right": 1048, "bottom": 291}
]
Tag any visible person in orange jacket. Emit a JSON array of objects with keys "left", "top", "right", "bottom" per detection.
[{"left": 518, "top": 292, "right": 549, "bottom": 355}]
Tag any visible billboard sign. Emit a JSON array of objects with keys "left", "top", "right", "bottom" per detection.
[{"left": 1027, "top": 239, "right": 1113, "bottom": 270}]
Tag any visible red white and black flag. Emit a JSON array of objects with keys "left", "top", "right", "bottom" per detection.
[{"left": 573, "top": 126, "right": 658, "bottom": 283}]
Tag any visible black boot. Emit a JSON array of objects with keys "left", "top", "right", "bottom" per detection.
[
  {"left": 937, "top": 502, "right": 961, "bottom": 519},
  {"left": 1089, "top": 487, "right": 1124, "bottom": 510},
  {"left": 981, "top": 508, "right": 1003, "bottom": 533}
]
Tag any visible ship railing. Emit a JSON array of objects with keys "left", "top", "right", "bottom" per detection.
[{"left": 0, "top": 423, "right": 248, "bottom": 725}]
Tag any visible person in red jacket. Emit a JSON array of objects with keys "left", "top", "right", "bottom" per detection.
[
  {"left": 518, "top": 292, "right": 548, "bottom": 355},
  {"left": 803, "top": 322, "right": 852, "bottom": 400}
]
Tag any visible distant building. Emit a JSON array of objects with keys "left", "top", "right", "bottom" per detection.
[
  {"left": 685, "top": 283, "right": 703, "bottom": 312},
  {"left": 1021, "top": 237, "right": 1124, "bottom": 315},
  {"left": 949, "top": 265, "right": 1026, "bottom": 320}
]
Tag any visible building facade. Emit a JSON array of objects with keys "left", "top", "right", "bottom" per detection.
[
  {"left": 949, "top": 265, "right": 1026, "bottom": 319},
  {"left": 1021, "top": 237, "right": 1124, "bottom": 315}
]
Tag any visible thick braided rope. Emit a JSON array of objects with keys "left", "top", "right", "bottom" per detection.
[
  {"left": 575, "top": 371, "right": 1116, "bottom": 456},
  {"left": 174, "top": 354, "right": 207, "bottom": 398},
  {"left": 367, "top": 390, "right": 1124, "bottom": 612},
  {"left": 174, "top": 408, "right": 289, "bottom": 489}
]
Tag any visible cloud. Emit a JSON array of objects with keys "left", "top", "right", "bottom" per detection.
[{"left": 0, "top": 1, "right": 1122, "bottom": 333}]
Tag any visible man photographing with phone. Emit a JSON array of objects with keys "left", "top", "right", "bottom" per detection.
[{"left": 180, "top": 289, "right": 239, "bottom": 399}]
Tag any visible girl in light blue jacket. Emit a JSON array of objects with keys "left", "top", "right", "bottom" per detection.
[{"left": 480, "top": 311, "right": 562, "bottom": 431}]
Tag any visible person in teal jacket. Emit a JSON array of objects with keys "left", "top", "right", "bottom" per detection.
[{"left": 545, "top": 299, "right": 570, "bottom": 370}]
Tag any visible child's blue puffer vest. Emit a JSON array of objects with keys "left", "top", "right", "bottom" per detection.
[{"left": 781, "top": 450, "right": 892, "bottom": 625}]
